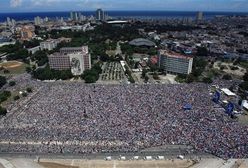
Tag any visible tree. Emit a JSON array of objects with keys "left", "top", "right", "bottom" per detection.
[
  {"left": 13, "top": 95, "right": 20, "bottom": 101},
  {"left": 9, "top": 81, "right": 16, "bottom": 87},
  {"left": 153, "top": 72, "right": 160, "bottom": 80},
  {"left": 144, "top": 75, "right": 149, "bottom": 82},
  {"left": 22, "top": 92, "right": 28, "bottom": 97},
  {"left": 239, "top": 81, "right": 248, "bottom": 91},
  {"left": 186, "top": 74, "right": 195, "bottom": 83},
  {"left": 26, "top": 67, "right": 32, "bottom": 73},
  {"left": 203, "top": 77, "right": 213, "bottom": 84},
  {"left": 3, "top": 69, "right": 10, "bottom": 74},
  {"left": 196, "top": 47, "right": 209, "bottom": 56},
  {"left": 0, "top": 91, "right": 11, "bottom": 103},
  {"left": 0, "top": 76, "right": 7, "bottom": 88},
  {"left": 142, "top": 69, "right": 148, "bottom": 78},
  {"left": 26, "top": 87, "right": 32, "bottom": 93},
  {"left": 222, "top": 74, "right": 232, "bottom": 80},
  {"left": 243, "top": 71, "right": 248, "bottom": 81},
  {"left": 0, "top": 106, "right": 7, "bottom": 116},
  {"left": 84, "top": 75, "right": 97, "bottom": 83},
  {"left": 31, "top": 50, "right": 48, "bottom": 66}
]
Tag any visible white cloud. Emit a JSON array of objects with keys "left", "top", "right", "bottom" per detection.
[{"left": 10, "top": 0, "right": 22, "bottom": 8}]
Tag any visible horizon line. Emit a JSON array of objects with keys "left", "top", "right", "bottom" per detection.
[{"left": 0, "top": 10, "right": 248, "bottom": 14}]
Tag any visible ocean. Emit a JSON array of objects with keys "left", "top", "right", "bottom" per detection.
[{"left": 0, "top": 11, "right": 248, "bottom": 22}]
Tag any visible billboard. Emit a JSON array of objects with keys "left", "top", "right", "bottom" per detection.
[
  {"left": 226, "top": 102, "right": 234, "bottom": 115},
  {"left": 69, "top": 53, "right": 84, "bottom": 76},
  {"left": 213, "top": 91, "right": 221, "bottom": 103}
]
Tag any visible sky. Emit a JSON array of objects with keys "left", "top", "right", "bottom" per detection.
[{"left": 0, "top": 0, "right": 247, "bottom": 12}]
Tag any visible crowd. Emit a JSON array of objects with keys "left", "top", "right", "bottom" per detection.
[{"left": 0, "top": 78, "right": 247, "bottom": 159}]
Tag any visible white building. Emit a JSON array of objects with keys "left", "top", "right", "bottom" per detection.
[
  {"left": 40, "top": 39, "right": 59, "bottom": 51},
  {"left": 34, "top": 16, "right": 43, "bottom": 26},
  {"left": 158, "top": 50, "right": 193, "bottom": 75},
  {"left": 48, "top": 46, "right": 91, "bottom": 76},
  {"left": 28, "top": 46, "right": 41, "bottom": 54}
]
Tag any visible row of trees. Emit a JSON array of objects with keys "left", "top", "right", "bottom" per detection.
[
  {"left": 32, "top": 66, "right": 73, "bottom": 80},
  {"left": 81, "top": 63, "right": 102, "bottom": 83}
]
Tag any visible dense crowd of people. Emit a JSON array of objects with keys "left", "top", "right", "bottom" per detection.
[{"left": 0, "top": 75, "right": 247, "bottom": 159}]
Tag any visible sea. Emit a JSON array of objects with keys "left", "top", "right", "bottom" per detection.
[{"left": 0, "top": 11, "right": 248, "bottom": 22}]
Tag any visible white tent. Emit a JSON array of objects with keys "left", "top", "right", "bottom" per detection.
[
  {"left": 157, "top": 156, "right": 164, "bottom": 160},
  {"left": 120, "top": 156, "right": 126, "bottom": 160},
  {"left": 145, "top": 156, "right": 152, "bottom": 160},
  {"left": 221, "top": 88, "right": 236, "bottom": 96},
  {"left": 105, "top": 156, "right": 112, "bottom": 161},
  {"left": 242, "top": 100, "right": 248, "bottom": 110}
]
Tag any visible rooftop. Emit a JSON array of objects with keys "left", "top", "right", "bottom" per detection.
[
  {"left": 129, "top": 38, "right": 156, "bottom": 47},
  {"left": 159, "top": 50, "right": 193, "bottom": 60}
]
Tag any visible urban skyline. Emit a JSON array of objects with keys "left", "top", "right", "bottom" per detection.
[{"left": 0, "top": 0, "right": 247, "bottom": 13}]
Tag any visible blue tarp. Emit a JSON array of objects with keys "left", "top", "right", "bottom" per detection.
[
  {"left": 213, "top": 91, "right": 221, "bottom": 103},
  {"left": 183, "top": 104, "right": 192, "bottom": 110}
]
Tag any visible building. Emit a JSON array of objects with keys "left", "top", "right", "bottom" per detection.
[
  {"left": 48, "top": 53, "right": 71, "bottom": 70},
  {"left": 129, "top": 38, "right": 156, "bottom": 47},
  {"left": 27, "top": 46, "right": 41, "bottom": 54},
  {"left": 48, "top": 46, "right": 91, "bottom": 75},
  {"left": 40, "top": 39, "right": 59, "bottom": 51},
  {"left": 20, "top": 26, "right": 35, "bottom": 41},
  {"left": 196, "top": 11, "right": 203, "bottom": 22},
  {"left": 158, "top": 50, "right": 193, "bottom": 75},
  {"left": 34, "top": 16, "right": 43, "bottom": 25},
  {"left": 96, "top": 9, "right": 105, "bottom": 21},
  {"left": 70, "top": 12, "right": 81, "bottom": 21}
]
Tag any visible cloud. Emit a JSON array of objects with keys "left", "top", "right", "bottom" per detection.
[
  {"left": 10, "top": 0, "right": 22, "bottom": 8},
  {"left": 31, "top": 0, "right": 60, "bottom": 7}
]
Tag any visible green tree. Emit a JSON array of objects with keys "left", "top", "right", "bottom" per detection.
[
  {"left": 13, "top": 95, "right": 20, "bottom": 101},
  {"left": 9, "top": 81, "right": 16, "bottom": 87},
  {"left": 203, "top": 77, "right": 213, "bottom": 84},
  {"left": 0, "top": 106, "right": 7, "bottom": 116},
  {"left": 222, "top": 74, "right": 232, "bottom": 80},
  {"left": 144, "top": 75, "right": 149, "bottom": 82},
  {"left": 0, "top": 76, "right": 7, "bottom": 88},
  {"left": 26, "top": 87, "right": 32, "bottom": 93}
]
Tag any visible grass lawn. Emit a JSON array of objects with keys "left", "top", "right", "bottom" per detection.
[
  {"left": 0, "top": 61, "right": 28, "bottom": 76},
  {"left": 39, "top": 162, "right": 79, "bottom": 168}
]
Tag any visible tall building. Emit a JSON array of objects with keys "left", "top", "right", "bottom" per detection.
[
  {"left": 6, "top": 17, "right": 12, "bottom": 26},
  {"left": 196, "top": 11, "right": 203, "bottom": 22},
  {"left": 34, "top": 16, "right": 43, "bottom": 25},
  {"left": 158, "top": 50, "right": 193, "bottom": 75},
  {"left": 48, "top": 46, "right": 91, "bottom": 75},
  {"left": 70, "top": 12, "right": 81, "bottom": 21},
  {"left": 96, "top": 9, "right": 105, "bottom": 21}
]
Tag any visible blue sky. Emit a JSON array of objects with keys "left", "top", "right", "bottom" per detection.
[{"left": 0, "top": 0, "right": 248, "bottom": 12}]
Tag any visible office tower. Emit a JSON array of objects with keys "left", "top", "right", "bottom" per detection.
[
  {"left": 96, "top": 9, "right": 105, "bottom": 21},
  {"left": 34, "top": 16, "right": 42, "bottom": 25},
  {"left": 196, "top": 11, "right": 204, "bottom": 21},
  {"left": 7, "top": 17, "right": 12, "bottom": 26},
  {"left": 70, "top": 11, "right": 81, "bottom": 21}
]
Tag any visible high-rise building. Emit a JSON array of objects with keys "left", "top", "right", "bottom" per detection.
[
  {"left": 48, "top": 46, "right": 91, "bottom": 75},
  {"left": 96, "top": 9, "right": 105, "bottom": 21},
  {"left": 7, "top": 17, "right": 12, "bottom": 26},
  {"left": 34, "top": 16, "right": 43, "bottom": 25},
  {"left": 70, "top": 11, "right": 81, "bottom": 21},
  {"left": 158, "top": 50, "right": 193, "bottom": 75},
  {"left": 196, "top": 11, "right": 203, "bottom": 22}
]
